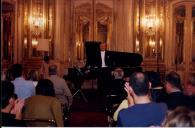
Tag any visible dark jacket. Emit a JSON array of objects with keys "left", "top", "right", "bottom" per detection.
[{"left": 165, "top": 91, "right": 187, "bottom": 110}]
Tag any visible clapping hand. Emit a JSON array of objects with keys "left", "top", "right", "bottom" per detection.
[
  {"left": 11, "top": 99, "right": 25, "bottom": 119},
  {"left": 124, "top": 82, "right": 135, "bottom": 106}
]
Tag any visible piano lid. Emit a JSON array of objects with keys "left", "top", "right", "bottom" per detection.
[{"left": 106, "top": 51, "right": 143, "bottom": 67}]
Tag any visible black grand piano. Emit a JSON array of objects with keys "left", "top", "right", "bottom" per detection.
[
  {"left": 85, "top": 41, "right": 144, "bottom": 117},
  {"left": 85, "top": 41, "right": 143, "bottom": 76},
  {"left": 65, "top": 41, "right": 143, "bottom": 103}
]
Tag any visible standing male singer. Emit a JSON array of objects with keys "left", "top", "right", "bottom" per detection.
[
  {"left": 97, "top": 42, "right": 112, "bottom": 95},
  {"left": 85, "top": 42, "right": 112, "bottom": 95}
]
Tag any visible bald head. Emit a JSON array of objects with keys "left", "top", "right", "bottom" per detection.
[
  {"left": 130, "top": 72, "right": 150, "bottom": 96},
  {"left": 49, "top": 64, "right": 57, "bottom": 75}
]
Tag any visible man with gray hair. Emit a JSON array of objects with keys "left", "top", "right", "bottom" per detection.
[{"left": 48, "top": 64, "right": 73, "bottom": 111}]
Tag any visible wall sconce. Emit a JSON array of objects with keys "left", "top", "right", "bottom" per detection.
[
  {"left": 76, "top": 42, "right": 81, "bottom": 60},
  {"left": 135, "top": 38, "right": 140, "bottom": 52},
  {"left": 24, "top": 37, "right": 27, "bottom": 48},
  {"left": 32, "top": 38, "right": 38, "bottom": 48},
  {"left": 149, "top": 38, "right": 156, "bottom": 54}
]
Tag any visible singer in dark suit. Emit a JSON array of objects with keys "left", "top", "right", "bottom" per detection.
[
  {"left": 98, "top": 43, "right": 113, "bottom": 94},
  {"left": 85, "top": 42, "right": 112, "bottom": 95},
  {"left": 85, "top": 42, "right": 111, "bottom": 68}
]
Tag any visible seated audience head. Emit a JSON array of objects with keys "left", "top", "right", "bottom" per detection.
[
  {"left": 5, "top": 68, "right": 13, "bottom": 81},
  {"left": 146, "top": 71, "right": 161, "bottom": 88},
  {"left": 36, "top": 79, "right": 55, "bottom": 97},
  {"left": 11, "top": 64, "right": 23, "bottom": 79},
  {"left": 49, "top": 64, "right": 58, "bottom": 75},
  {"left": 112, "top": 68, "right": 124, "bottom": 79},
  {"left": 163, "top": 106, "right": 195, "bottom": 127},
  {"left": 27, "top": 70, "right": 39, "bottom": 81},
  {"left": 1, "top": 69, "right": 6, "bottom": 80},
  {"left": 185, "top": 73, "right": 195, "bottom": 96},
  {"left": 43, "top": 55, "right": 50, "bottom": 63},
  {"left": 165, "top": 71, "right": 182, "bottom": 93},
  {"left": 2, "top": 81, "right": 15, "bottom": 109},
  {"left": 130, "top": 72, "right": 150, "bottom": 96},
  {"left": 100, "top": 42, "right": 107, "bottom": 51}
]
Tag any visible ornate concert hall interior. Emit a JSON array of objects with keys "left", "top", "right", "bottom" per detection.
[{"left": 1, "top": 0, "right": 195, "bottom": 127}]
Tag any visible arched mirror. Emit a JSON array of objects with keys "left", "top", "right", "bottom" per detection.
[
  {"left": 2, "top": 2, "right": 14, "bottom": 66},
  {"left": 134, "top": 0, "right": 165, "bottom": 60},
  {"left": 23, "top": 0, "right": 55, "bottom": 58},
  {"left": 174, "top": 5, "right": 185, "bottom": 65},
  {"left": 72, "top": 0, "right": 114, "bottom": 63}
]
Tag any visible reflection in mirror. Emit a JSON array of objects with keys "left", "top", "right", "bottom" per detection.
[
  {"left": 174, "top": 6, "right": 185, "bottom": 65},
  {"left": 23, "top": 0, "right": 54, "bottom": 58},
  {"left": 2, "top": 2, "right": 14, "bottom": 64},
  {"left": 134, "top": 0, "right": 141, "bottom": 53},
  {"left": 95, "top": 1, "right": 113, "bottom": 50},
  {"left": 97, "top": 21, "right": 107, "bottom": 43},
  {"left": 96, "top": 1, "right": 113, "bottom": 46},
  {"left": 134, "top": 0, "right": 165, "bottom": 60},
  {"left": 73, "top": 0, "right": 113, "bottom": 63}
]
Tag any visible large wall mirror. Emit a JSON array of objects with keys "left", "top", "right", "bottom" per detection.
[
  {"left": 174, "top": 5, "right": 185, "bottom": 65},
  {"left": 72, "top": 0, "right": 114, "bottom": 63},
  {"left": 2, "top": 2, "right": 15, "bottom": 66},
  {"left": 172, "top": 2, "right": 195, "bottom": 66},
  {"left": 134, "top": 0, "right": 165, "bottom": 61},
  {"left": 23, "top": 0, "right": 55, "bottom": 58}
]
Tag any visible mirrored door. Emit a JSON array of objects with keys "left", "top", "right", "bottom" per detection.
[{"left": 72, "top": 0, "right": 114, "bottom": 63}]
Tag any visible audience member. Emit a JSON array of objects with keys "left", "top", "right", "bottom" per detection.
[
  {"left": 40, "top": 55, "right": 53, "bottom": 79},
  {"left": 27, "top": 70, "right": 39, "bottom": 87},
  {"left": 11, "top": 64, "right": 35, "bottom": 99},
  {"left": 113, "top": 99, "right": 128, "bottom": 121},
  {"left": 109, "top": 68, "right": 126, "bottom": 99},
  {"left": 1, "top": 68, "right": 6, "bottom": 80},
  {"left": 184, "top": 73, "right": 195, "bottom": 110},
  {"left": 146, "top": 71, "right": 166, "bottom": 103},
  {"left": 162, "top": 106, "right": 195, "bottom": 127},
  {"left": 23, "top": 79, "right": 64, "bottom": 127},
  {"left": 117, "top": 72, "right": 167, "bottom": 127},
  {"left": 1, "top": 81, "right": 25, "bottom": 126},
  {"left": 164, "top": 71, "right": 187, "bottom": 110},
  {"left": 48, "top": 64, "right": 73, "bottom": 110},
  {"left": 5, "top": 68, "right": 14, "bottom": 81}
]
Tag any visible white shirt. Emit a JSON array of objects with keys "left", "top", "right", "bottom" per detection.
[{"left": 101, "top": 51, "right": 107, "bottom": 67}]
